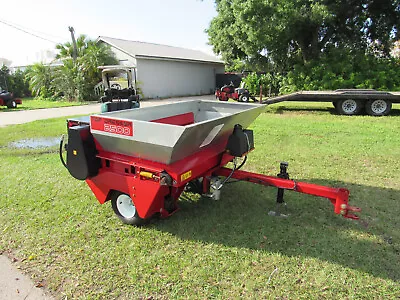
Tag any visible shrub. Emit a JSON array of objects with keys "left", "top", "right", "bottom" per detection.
[
  {"left": 242, "top": 72, "right": 282, "bottom": 96},
  {"left": 279, "top": 49, "right": 400, "bottom": 94}
]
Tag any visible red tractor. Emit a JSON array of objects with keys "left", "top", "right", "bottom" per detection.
[
  {"left": 0, "top": 72, "right": 22, "bottom": 109},
  {"left": 0, "top": 89, "right": 22, "bottom": 108},
  {"left": 215, "top": 81, "right": 256, "bottom": 102}
]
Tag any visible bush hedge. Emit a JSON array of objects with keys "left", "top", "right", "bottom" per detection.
[{"left": 241, "top": 49, "right": 400, "bottom": 96}]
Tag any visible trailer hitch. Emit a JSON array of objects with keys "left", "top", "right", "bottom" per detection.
[{"left": 214, "top": 163, "right": 361, "bottom": 220}]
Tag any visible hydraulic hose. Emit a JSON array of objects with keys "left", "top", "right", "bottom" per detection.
[
  {"left": 59, "top": 135, "right": 67, "bottom": 169},
  {"left": 236, "top": 155, "right": 247, "bottom": 170}
]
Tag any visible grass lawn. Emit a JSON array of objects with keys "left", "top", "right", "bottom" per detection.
[
  {"left": 0, "top": 102, "right": 399, "bottom": 299},
  {"left": 0, "top": 97, "right": 88, "bottom": 112}
]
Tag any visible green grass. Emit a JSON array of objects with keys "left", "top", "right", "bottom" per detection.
[
  {"left": 0, "top": 97, "right": 88, "bottom": 112},
  {"left": 0, "top": 103, "right": 400, "bottom": 299}
]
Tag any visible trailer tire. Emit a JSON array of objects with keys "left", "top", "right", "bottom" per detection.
[
  {"left": 365, "top": 99, "right": 392, "bottom": 116},
  {"left": 7, "top": 100, "right": 17, "bottom": 109},
  {"left": 336, "top": 99, "right": 363, "bottom": 115},
  {"left": 184, "top": 179, "right": 203, "bottom": 194},
  {"left": 111, "top": 192, "right": 145, "bottom": 226}
]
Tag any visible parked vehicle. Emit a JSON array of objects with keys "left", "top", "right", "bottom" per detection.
[
  {"left": 0, "top": 73, "right": 22, "bottom": 108},
  {"left": 98, "top": 66, "right": 140, "bottom": 113},
  {"left": 0, "top": 88, "right": 22, "bottom": 108},
  {"left": 215, "top": 81, "right": 257, "bottom": 102},
  {"left": 264, "top": 89, "right": 400, "bottom": 116}
]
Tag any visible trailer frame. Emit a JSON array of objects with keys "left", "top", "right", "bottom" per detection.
[
  {"left": 262, "top": 89, "right": 400, "bottom": 116},
  {"left": 61, "top": 100, "right": 361, "bottom": 226}
]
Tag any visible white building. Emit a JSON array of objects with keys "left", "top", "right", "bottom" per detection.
[{"left": 97, "top": 36, "right": 225, "bottom": 99}]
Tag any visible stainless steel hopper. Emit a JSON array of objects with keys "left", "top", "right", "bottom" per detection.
[{"left": 90, "top": 100, "right": 265, "bottom": 164}]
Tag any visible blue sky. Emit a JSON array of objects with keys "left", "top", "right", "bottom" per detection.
[{"left": 0, "top": 0, "right": 217, "bottom": 66}]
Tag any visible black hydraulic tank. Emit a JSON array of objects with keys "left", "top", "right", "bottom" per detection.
[{"left": 67, "top": 125, "right": 100, "bottom": 180}]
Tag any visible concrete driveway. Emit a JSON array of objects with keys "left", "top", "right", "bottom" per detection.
[{"left": 0, "top": 95, "right": 216, "bottom": 127}]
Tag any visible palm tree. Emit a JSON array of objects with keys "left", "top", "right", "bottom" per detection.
[
  {"left": 26, "top": 63, "right": 54, "bottom": 97},
  {"left": 80, "top": 41, "right": 118, "bottom": 81},
  {"left": 55, "top": 35, "right": 88, "bottom": 59},
  {"left": 53, "top": 36, "right": 118, "bottom": 101},
  {"left": 52, "top": 59, "right": 79, "bottom": 101}
]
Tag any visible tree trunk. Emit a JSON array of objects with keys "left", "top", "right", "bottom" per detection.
[{"left": 298, "top": 26, "right": 321, "bottom": 64}]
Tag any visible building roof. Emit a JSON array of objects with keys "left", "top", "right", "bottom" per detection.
[
  {"left": 9, "top": 59, "right": 64, "bottom": 73},
  {"left": 97, "top": 36, "right": 224, "bottom": 65}
]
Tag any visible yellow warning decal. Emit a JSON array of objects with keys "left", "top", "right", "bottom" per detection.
[{"left": 181, "top": 170, "right": 192, "bottom": 181}]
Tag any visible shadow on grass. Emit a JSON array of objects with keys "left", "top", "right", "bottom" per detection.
[
  {"left": 387, "top": 107, "right": 400, "bottom": 116},
  {"left": 155, "top": 179, "right": 400, "bottom": 282},
  {"left": 272, "top": 106, "right": 337, "bottom": 115}
]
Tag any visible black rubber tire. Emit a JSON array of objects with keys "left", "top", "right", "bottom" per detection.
[
  {"left": 365, "top": 99, "right": 392, "bottom": 116},
  {"left": 336, "top": 99, "right": 364, "bottom": 115},
  {"left": 110, "top": 191, "right": 145, "bottom": 226},
  {"left": 239, "top": 94, "right": 250, "bottom": 102},
  {"left": 184, "top": 179, "right": 203, "bottom": 194},
  {"left": 7, "top": 100, "right": 17, "bottom": 109},
  {"left": 100, "top": 95, "right": 109, "bottom": 103}
]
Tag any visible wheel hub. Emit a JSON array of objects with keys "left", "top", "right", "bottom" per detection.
[
  {"left": 116, "top": 194, "right": 136, "bottom": 218},
  {"left": 342, "top": 100, "right": 357, "bottom": 113},
  {"left": 371, "top": 100, "right": 387, "bottom": 114}
]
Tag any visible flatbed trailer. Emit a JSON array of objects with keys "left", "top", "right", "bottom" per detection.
[{"left": 262, "top": 89, "right": 400, "bottom": 116}]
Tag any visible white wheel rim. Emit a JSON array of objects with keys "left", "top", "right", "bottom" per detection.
[
  {"left": 370, "top": 100, "right": 387, "bottom": 114},
  {"left": 342, "top": 100, "right": 357, "bottom": 113},
  {"left": 116, "top": 194, "right": 136, "bottom": 218}
]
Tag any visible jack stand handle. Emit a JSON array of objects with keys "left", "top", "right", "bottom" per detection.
[{"left": 277, "top": 162, "right": 289, "bottom": 179}]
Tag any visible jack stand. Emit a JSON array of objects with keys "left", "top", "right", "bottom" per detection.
[
  {"left": 268, "top": 202, "right": 289, "bottom": 217},
  {"left": 268, "top": 162, "right": 290, "bottom": 217}
]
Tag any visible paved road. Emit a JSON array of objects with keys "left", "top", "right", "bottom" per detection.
[
  {"left": 0, "top": 95, "right": 216, "bottom": 127},
  {"left": 0, "top": 255, "right": 53, "bottom": 300},
  {"left": 0, "top": 94, "right": 215, "bottom": 299}
]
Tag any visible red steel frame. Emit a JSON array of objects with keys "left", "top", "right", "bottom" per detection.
[
  {"left": 215, "top": 166, "right": 360, "bottom": 219},
  {"left": 85, "top": 139, "right": 360, "bottom": 220}
]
